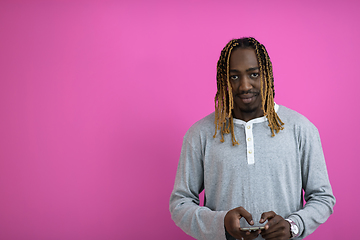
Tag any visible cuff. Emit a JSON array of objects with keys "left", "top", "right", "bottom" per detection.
[{"left": 286, "top": 214, "right": 304, "bottom": 238}]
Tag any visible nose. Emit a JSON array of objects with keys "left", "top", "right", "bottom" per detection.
[{"left": 238, "top": 76, "right": 252, "bottom": 92}]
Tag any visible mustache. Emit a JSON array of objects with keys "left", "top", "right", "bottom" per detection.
[{"left": 238, "top": 90, "right": 260, "bottom": 95}]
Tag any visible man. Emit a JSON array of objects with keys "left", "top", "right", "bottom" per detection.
[{"left": 169, "top": 37, "right": 335, "bottom": 240}]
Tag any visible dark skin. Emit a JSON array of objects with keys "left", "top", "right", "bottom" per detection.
[
  {"left": 229, "top": 47, "right": 264, "bottom": 122},
  {"left": 224, "top": 48, "right": 291, "bottom": 240},
  {"left": 224, "top": 207, "right": 261, "bottom": 240},
  {"left": 260, "top": 212, "right": 292, "bottom": 240}
]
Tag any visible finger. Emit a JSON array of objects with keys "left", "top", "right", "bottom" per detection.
[
  {"left": 231, "top": 228, "right": 258, "bottom": 240},
  {"left": 260, "top": 211, "right": 276, "bottom": 230},
  {"left": 260, "top": 211, "right": 276, "bottom": 223},
  {"left": 261, "top": 215, "right": 285, "bottom": 238},
  {"left": 262, "top": 216, "right": 290, "bottom": 240},
  {"left": 236, "top": 207, "right": 254, "bottom": 225},
  {"left": 243, "top": 230, "right": 260, "bottom": 240},
  {"left": 266, "top": 215, "right": 283, "bottom": 231},
  {"left": 225, "top": 208, "right": 253, "bottom": 239},
  {"left": 225, "top": 207, "right": 257, "bottom": 239}
]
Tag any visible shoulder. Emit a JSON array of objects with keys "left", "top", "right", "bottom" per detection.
[
  {"left": 184, "top": 112, "right": 215, "bottom": 146},
  {"left": 277, "top": 105, "right": 319, "bottom": 133},
  {"left": 183, "top": 112, "right": 215, "bottom": 143}
]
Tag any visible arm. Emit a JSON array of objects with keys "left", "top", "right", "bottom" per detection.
[
  {"left": 169, "top": 136, "right": 228, "bottom": 240},
  {"left": 287, "top": 123, "right": 336, "bottom": 238},
  {"left": 259, "top": 123, "right": 335, "bottom": 240},
  {"left": 170, "top": 136, "right": 260, "bottom": 240}
]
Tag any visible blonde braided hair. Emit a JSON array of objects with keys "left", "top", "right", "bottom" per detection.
[{"left": 213, "top": 37, "right": 284, "bottom": 146}]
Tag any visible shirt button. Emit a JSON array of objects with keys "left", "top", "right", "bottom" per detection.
[
  {"left": 247, "top": 138, "right": 251, "bottom": 141},
  {"left": 248, "top": 150, "right": 252, "bottom": 154},
  {"left": 247, "top": 125, "right": 251, "bottom": 129}
]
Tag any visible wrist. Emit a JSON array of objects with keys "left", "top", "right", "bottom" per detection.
[{"left": 285, "top": 219, "right": 300, "bottom": 239}]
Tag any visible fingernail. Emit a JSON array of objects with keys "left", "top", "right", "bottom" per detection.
[
  {"left": 260, "top": 218, "right": 264, "bottom": 222},
  {"left": 250, "top": 220, "right": 254, "bottom": 225}
]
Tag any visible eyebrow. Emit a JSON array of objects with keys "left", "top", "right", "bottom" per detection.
[
  {"left": 246, "top": 67, "right": 259, "bottom": 72},
  {"left": 229, "top": 67, "right": 259, "bottom": 73}
]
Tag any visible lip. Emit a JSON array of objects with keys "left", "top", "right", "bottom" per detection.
[{"left": 238, "top": 93, "right": 258, "bottom": 104}]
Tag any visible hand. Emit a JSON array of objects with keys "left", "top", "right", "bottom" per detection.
[
  {"left": 224, "top": 207, "right": 261, "bottom": 240},
  {"left": 259, "top": 211, "right": 291, "bottom": 240}
]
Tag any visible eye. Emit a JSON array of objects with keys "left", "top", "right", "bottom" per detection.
[
  {"left": 230, "top": 75, "right": 239, "bottom": 81},
  {"left": 250, "top": 73, "right": 259, "bottom": 79}
]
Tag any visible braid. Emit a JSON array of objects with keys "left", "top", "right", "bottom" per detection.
[{"left": 213, "top": 37, "right": 284, "bottom": 145}]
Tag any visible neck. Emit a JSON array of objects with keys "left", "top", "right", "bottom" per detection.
[{"left": 232, "top": 108, "right": 264, "bottom": 122}]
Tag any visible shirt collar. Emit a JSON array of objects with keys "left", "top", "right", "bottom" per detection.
[{"left": 233, "top": 103, "right": 279, "bottom": 125}]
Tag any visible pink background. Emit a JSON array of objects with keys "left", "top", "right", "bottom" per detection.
[{"left": 0, "top": 0, "right": 359, "bottom": 239}]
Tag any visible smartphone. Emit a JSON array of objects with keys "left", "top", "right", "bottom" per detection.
[{"left": 240, "top": 226, "right": 265, "bottom": 231}]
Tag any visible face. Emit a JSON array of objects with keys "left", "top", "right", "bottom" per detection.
[{"left": 229, "top": 47, "right": 264, "bottom": 121}]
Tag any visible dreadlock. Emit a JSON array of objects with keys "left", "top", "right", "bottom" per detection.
[{"left": 213, "top": 37, "right": 284, "bottom": 146}]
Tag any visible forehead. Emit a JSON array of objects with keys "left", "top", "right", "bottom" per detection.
[{"left": 229, "top": 48, "right": 258, "bottom": 69}]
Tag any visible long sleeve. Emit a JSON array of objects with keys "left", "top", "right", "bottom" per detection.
[
  {"left": 169, "top": 107, "right": 336, "bottom": 240},
  {"left": 169, "top": 135, "right": 228, "bottom": 240},
  {"left": 286, "top": 122, "right": 336, "bottom": 239}
]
